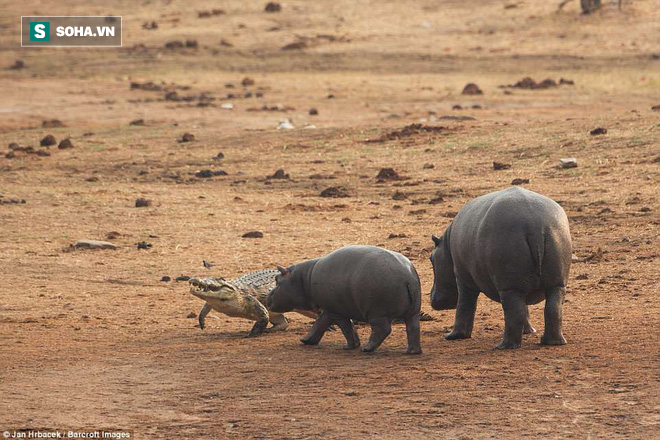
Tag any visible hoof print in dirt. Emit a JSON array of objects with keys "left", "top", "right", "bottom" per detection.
[
  {"left": 267, "top": 169, "right": 290, "bottom": 179},
  {"left": 242, "top": 231, "right": 264, "bottom": 238},
  {"left": 58, "top": 138, "right": 73, "bottom": 149},
  {"left": 42, "top": 119, "right": 65, "bottom": 128},
  {"left": 590, "top": 127, "right": 607, "bottom": 136},
  {"left": 72, "top": 239, "right": 117, "bottom": 250},
  {"left": 137, "top": 241, "right": 152, "bottom": 250},
  {"left": 40, "top": 135, "right": 57, "bottom": 147},
  {"left": 320, "top": 186, "right": 350, "bottom": 198},
  {"left": 493, "top": 161, "right": 511, "bottom": 170},
  {"left": 135, "top": 198, "right": 151, "bottom": 207},
  {"left": 511, "top": 178, "right": 530, "bottom": 185},
  {"left": 180, "top": 133, "right": 196, "bottom": 142},
  {"left": 461, "top": 83, "right": 483, "bottom": 95}
]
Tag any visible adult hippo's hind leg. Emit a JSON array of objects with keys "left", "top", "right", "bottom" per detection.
[
  {"left": 445, "top": 282, "right": 479, "bottom": 340},
  {"left": 404, "top": 314, "right": 422, "bottom": 355},
  {"left": 541, "top": 286, "right": 567, "bottom": 346},
  {"left": 334, "top": 317, "right": 360, "bottom": 349},
  {"left": 301, "top": 311, "right": 332, "bottom": 345},
  {"left": 523, "top": 306, "right": 537, "bottom": 334},
  {"left": 496, "top": 290, "right": 527, "bottom": 349},
  {"left": 362, "top": 317, "right": 392, "bottom": 353}
]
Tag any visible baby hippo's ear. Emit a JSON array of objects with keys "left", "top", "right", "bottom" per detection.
[
  {"left": 432, "top": 234, "right": 442, "bottom": 246},
  {"left": 277, "top": 265, "right": 290, "bottom": 276}
]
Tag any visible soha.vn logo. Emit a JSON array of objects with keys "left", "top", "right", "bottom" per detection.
[{"left": 30, "top": 22, "right": 50, "bottom": 41}]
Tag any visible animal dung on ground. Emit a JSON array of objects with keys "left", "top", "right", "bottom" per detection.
[
  {"left": 511, "top": 178, "right": 530, "bottom": 185},
  {"left": 320, "top": 186, "right": 350, "bottom": 198},
  {"left": 590, "top": 127, "right": 607, "bottom": 136},
  {"left": 267, "top": 169, "right": 290, "bottom": 179},
  {"left": 560, "top": 158, "right": 578, "bottom": 169},
  {"left": 135, "top": 198, "right": 151, "bottom": 207},
  {"left": 376, "top": 168, "right": 402, "bottom": 181},
  {"left": 242, "top": 231, "right": 264, "bottom": 238},
  {"left": 462, "top": 83, "right": 483, "bottom": 95},
  {"left": 265, "top": 2, "right": 282, "bottom": 12},
  {"left": 72, "top": 239, "right": 117, "bottom": 250},
  {"left": 180, "top": 133, "right": 195, "bottom": 142},
  {"left": 195, "top": 169, "right": 228, "bottom": 178},
  {"left": 40, "top": 135, "right": 57, "bottom": 147},
  {"left": 493, "top": 161, "right": 511, "bottom": 170},
  {"left": 58, "top": 138, "right": 73, "bottom": 149}
]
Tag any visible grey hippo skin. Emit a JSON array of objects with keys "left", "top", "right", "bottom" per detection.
[
  {"left": 266, "top": 245, "right": 423, "bottom": 354},
  {"left": 430, "top": 187, "right": 571, "bottom": 349}
]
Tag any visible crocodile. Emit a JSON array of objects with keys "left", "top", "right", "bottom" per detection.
[{"left": 189, "top": 269, "right": 317, "bottom": 337}]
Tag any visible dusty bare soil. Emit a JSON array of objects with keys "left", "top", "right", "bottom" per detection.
[{"left": 1, "top": 1, "right": 659, "bottom": 438}]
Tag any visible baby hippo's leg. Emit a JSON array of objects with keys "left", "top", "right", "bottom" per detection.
[
  {"left": 334, "top": 317, "right": 360, "bottom": 349},
  {"left": 301, "top": 311, "right": 332, "bottom": 345},
  {"left": 362, "top": 318, "right": 392, "bottom": 353},
  {"left": 404, "top": 314, "right": 422, "bottom": 355},
  {"left": 523, "top": 306, "right": 536, "bottom": 334}
]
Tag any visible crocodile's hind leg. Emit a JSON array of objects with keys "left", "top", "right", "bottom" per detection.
[
  {"left": 198, "top": 303, "right": 212, "bottom": 330},
  {"left": 245, "top": 296, "right": 270, "bottom": 338},
  {"left": 266, "top": 313, "right": 289, "bottom": 332}
]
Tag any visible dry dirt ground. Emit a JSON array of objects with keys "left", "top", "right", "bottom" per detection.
[{"left": 1, "top": 0, "right": 659, "bottom": 438}]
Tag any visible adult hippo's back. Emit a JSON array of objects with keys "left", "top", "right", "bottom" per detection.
[{"left": 430, "top": 187, "right": 571, "bottom": 349}]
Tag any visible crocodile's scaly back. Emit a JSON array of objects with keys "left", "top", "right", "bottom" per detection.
[{"left": 231, "top": 269, "right": 279, "bottom": 301}]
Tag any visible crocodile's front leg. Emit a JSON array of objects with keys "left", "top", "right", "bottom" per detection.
[
  {"left": 198, "top": 303, "right": 212, "bottom": 330},
  {"left": 245, "top": 296, "right": 270, "bottom": 338}
]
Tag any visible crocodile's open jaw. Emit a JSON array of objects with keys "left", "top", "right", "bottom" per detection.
[{"left": 188, "top": 277, "right": 236, "bottom": 299}]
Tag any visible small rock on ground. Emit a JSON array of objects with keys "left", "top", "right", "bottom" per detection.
[{"left": 73, "top": 239, "right": 117, "bottom": 250}]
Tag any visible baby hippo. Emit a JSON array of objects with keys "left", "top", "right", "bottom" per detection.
[
  {"left": 266, "top": 245, "right": 422, "bottom": 354},
  {"left": 430, "top": 187, "right": 572, "bottom": 349}
]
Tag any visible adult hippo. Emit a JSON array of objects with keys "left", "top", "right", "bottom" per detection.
[{"left": 430, "top": 187, "right": 571, "bottom": 349}]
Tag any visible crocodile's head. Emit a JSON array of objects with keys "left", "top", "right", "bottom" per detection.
[{"left": 188, "top": 277, "right": 239, "bottom": 300}]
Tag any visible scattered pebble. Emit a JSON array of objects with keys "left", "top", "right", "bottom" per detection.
[
  {"left": 176, "top": 276, "right": 191, "bottom": 282},
  {"left": 40, "top": 135, "right": 57, "bottom": 147},
  {"left": 242, "top": 231, "right": 264, "bottom": 238},
  {"left": 135, "top": 198, "right": 151, "bottom": 207},
  {"left": 213, "top": 152, "right": 225, "bottom": 160},
  {"left": 320, "top": 186, "right": 350, "bottom": 198},
  {"left": 422, "top": 163, "right": 434, "bottom": 169},
  {"left": 376, "top": 168, "right": 402, "bottom": 181},
  {"left": 137, "top": 241, "right": 152, "bottom": 250},
  {"left": 180, "top": 133, "right": 196, "bottom": 142},
  {"left": 560, "top": 158, "right": 578, "bottom": 169},
  {"left": 265, "top": 2, "right": 282, "bottom": 12},
  {"left": 388, "top": 233, "right": 407, "bottom": 239},
  {"left": 72, "top": 239, "right": 117, "bottom": 250},
  {"left": 461, "top": 83, "right": 483, "bottom": 95},
  {"left": 129, "top": 119, "right": 145, "bottom": 126},
  {"left": 195, "top": 169, "right": 228, "bottom": 178},
  {"left": 267, "top": 169, "right": 290, "bottom": 179},
  {"left": 392, "top": 191, "right": 407, "bottom": 200},
  {"left": 277, "top": 119, "right": 294, "bottom": 129},
  {"left": 590, "top": 127, "right": 607, "bottom": 136},
  {"left": 220, "top": 103, "right": 234, "bottom": 110},
  {"left": 161, "top": 276, "right": 172, "bottom": 282},
  {"left": 241, "top": 77, "right": 255, "bottom": 86},
  {"left": 8, "top": 60, "right": 24, "bottom": 70},
  {"left": 652, "top": 105, "right": 660, "bottom": 111},
  {"left": 493, "top": 161, "right": 511, "bottom": 170},
  {"left": 187, "top": 312, "right": 197, "bottom": 318},
  {"left": 106, "top": 231, "right": 121, "bottom": 239},
  {"left": 511, "top": 178, "right": 530, "bottom": 185},
  {"left": 309, "top": 108, "right": 319, "bottom": 116}
]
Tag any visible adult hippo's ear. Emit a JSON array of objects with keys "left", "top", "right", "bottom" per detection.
[
  {"left": 432, "top": 235, "right": 442, "bottom": 246},
  {"left": 276, "top": 265, "right": 290, "bottom": 276}
]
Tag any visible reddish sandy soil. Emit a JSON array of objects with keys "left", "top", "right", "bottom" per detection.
[{"left": 1, "top": 1, "right": 659, "bottom": 438}]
